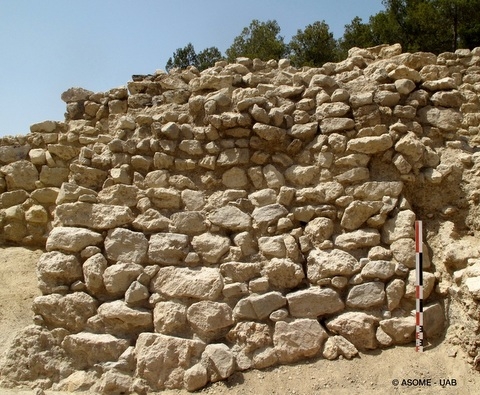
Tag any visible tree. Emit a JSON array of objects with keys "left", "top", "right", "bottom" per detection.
[
  {"left": 338, "top": 17, "right": 377, "bottom": 58},
  {"left": 288, "top": 21, "right": 338, "bottom": 67},
  {"left": 226, "top": 19, "right": 288, "bottom": 62},
  {"left": 165, "top": 43, "right": 223, "bottom": 72},
  {"left": 196, "top": 47, "right": 224, "bottom": 71}
]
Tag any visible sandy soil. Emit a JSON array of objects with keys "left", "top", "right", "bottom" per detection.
[{"left": 1, "top": 246, "right": 479, "bottom": 395}]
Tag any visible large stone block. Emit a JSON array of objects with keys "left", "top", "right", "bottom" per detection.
[
  {"left": 287, "top": 287, "right": 344, "bottom": 318},
  {"left": 326, "top": 312, "right": 378, "bottom": 350},
  {"left": 105, "top": 228, "right": 148, "bottom": 264},
  {"left": 148, "top": 233, "right": 189, "bottom": 265},
  {"left": 46, "top": 227, "right": 103, "bottom": 253}
]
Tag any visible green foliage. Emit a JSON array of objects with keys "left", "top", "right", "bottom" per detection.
[
  {"left": 289, "top": 21, "right": 338, "bottom": 67},
  {"left": 165, "top": 43, "right": 223, "bottom": 72},
  {"left": 225, "top": 19, "right": 288, "bottom": 62},
  {"left": 338, "top": 17, "right": 378, "bottom": 58}
]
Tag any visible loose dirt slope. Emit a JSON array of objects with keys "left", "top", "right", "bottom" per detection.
[{"left": 1, "top": 246, "right": 479, "bottom": 395}]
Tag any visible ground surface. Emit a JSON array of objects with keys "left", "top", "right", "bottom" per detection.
[{"left": 0, "top": 246, "right": 479, "bottom": 395}]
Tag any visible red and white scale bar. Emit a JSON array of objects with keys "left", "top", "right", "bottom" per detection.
[{"left": 415, "top": 220, "right": 424, "bottom": 352}]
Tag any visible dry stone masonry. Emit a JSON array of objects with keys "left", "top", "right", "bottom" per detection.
[{"left": 2, "top": 43, "right": 480, "bottom": 393}]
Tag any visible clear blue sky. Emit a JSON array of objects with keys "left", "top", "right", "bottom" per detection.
[{"left": 0, "top": 0, "right": 385, "bottom": 137}]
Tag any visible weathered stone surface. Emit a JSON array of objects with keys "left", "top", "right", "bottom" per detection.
[
  {"left": 288, "top": 122, "right": 318, "bottom": 140},
  {"left": 187, "top": 301, "right": 234, "bottom": 334},
  {"left": 304, "top": 217, "right": 334, "bottom": 246},
  {"left": 227, "top": 321, "right": 272, "bottom": 354},
  {"left": 379, "top": 317, "right": 415, "bottom": 344},
  {"left": 341, "top": 201, "right": 383, "bottom": 230},
  {"left": 105, "top": 228, "right": 148, "bottom": 264},
  {"left": 54, "top": 202, "right": 134, "bottom": 229},
  {"left": 191, "top": 233, "right": 231, "bottom": 264},
  {"left": 96, "top": 300, "right": 153, "bottom": 335},
  {"left": 148, "top": 233, "right": 189, "bottom": 265},
  {"left": 326, "top": 312, "right": 378, "bottom": 350},
  {"left": 335, "top": 228, "right": 381, "bottom": 249},
  {"left": 153, "top": 301, "right": 187, "bottom": 335},
  {"left": 361, "top": 260, "right": 396, "bottom": 280},
  {"left": 258, "top": 236, "right": 286, "bottom": 258},
  {"left": 252, "top": 204, "right": 288, "bottom": 227},
  {"left": 287, "top": 287, "right": 344, "bottom": 318},
  {"left": 83, "top": 253, "right": 108, "bottom": 295},
  {"left": 63, "top": 332, "right": 130, "bottom": 368},
  {"left": 386, "top": 279, "right": 405, "bottom": 310},
  {"left": 404, "top": 270, "right": 436, "bottom": 300},
  {"left": 234, "top": 292, "right": 286, "bottom": 320},
  {"left": 220, "top": 261, "right": 262, "bottom": 282},
  {"left": 390, "top": 238, "right": 416, "bottom": 268},
  {"left": 322, "top": 335, "right": 358, "bottom": 360},
  {"left": 135, "top": 333, "right": 205, "bottom": 390},
  {"left": 253, "top": 123, "right": 286, "bottom": 141},
  {"left": 418, "top": 106, "right": 462, "bottom": 131},
  {"left": 45, "top": 227, "right": 103, "bottom": 253},
  {"left": 170, "top": 211, "right": 207, "bottom": 235},
  {"left": 423, "top": 302, "right": 446, "bottom": 337},
  {"left": 33, "top": 292, "right": 98, "bottom": 332},
  {"left": 307, "top": 249, "right": 359, "bottom": 282},
  {"left": 352, "top": 181, "right": 403, "bottom": 200},
  {"left": 273, "top": 319, "right": 328, "bottom": 363},
  {"left": 103, "top": 262, "right": 143, "bottom": 297},
  {"left": 202, "top": 343, "right": 236, "bottom": 382},
  {"left": 208, "top": 206, "right": 251, "bottom": 231},
  {"left": 37, "top": 251, "right": 83, "bottom": 294},
  {"left": 347, "top": 134, "right": 393, "bottom": 154},
  {"left": 0, "top": 145, "right": 31, "bottom": 164},
  {"left": 346, "top": 282, "right": 385, "bottom": 309},
  {"left": 132, "top": 208, "right": 170, "bottom": 233},
  {"left": 97, "top": 184, "right": 139, "bottom": 207},
  {"left": 151, "top": 266, "right": 223, "bottom": 301},
  {"left": 1, "top": 160, "right": 39, "bottom": 191},
  {"left": 382, "top": 210, "right": 415, "bottom": 244},
  {"left": 320, "top": 117, "right": 355, "bottom": 133},
  {"left": 147, "top": 188, "right": 182, "bottom": 209},
  {"left": 262, "top": 258, "right": 304, "bottom": 289},
  {"left": 285, "top": 165, "right": 318, "bottom": 186}
]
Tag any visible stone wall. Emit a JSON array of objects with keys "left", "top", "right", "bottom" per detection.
[{"left": 2, "top": 43, "right": 480, "bottom": 393}]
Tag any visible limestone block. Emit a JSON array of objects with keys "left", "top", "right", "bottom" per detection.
[
  {"left": 37, "top": 251, "right": 84, "bottom": 294},
  {"left": 227, "top": 321, "right": 272, "bottom": 353},
  {"left": 153, "top": 152, "right": 174, "bottom": 169},
  {"left": 252, "top": 123, "right": 286, "bottom": 141},
  {"left": 62, "top": 332, "right": 130, "bottom": 368},
  {"left": 335, "top": 167, "right": 370, "bottom": 184},
  {"left": 83, "top": 253, "right": 108, "bottom": 295},
  {"left": 33, "top": 292, "right": 98, "bottom": 332},
  {"left": 168, "top": 211, "right": 205, "bottom": 235},
  {"left": 262, "top": 164, "right": 285, "bottom": 188},
  {"left": 316, "top": 102, "right": 350, "bottom": 118},
  {"left": 69, "top": 164, "right": 107, "bottom": 190},
  {"left": 179, "top": 139, "right": 203, "bottom": 155},
  {"left": 248, "top": 188, "right": 277, "bottom": 207},
  {"left": 187, "top": 301, "right": 234, "bottom": 334},
  {"left": 352, "top": 181, "right": 403, "bottom": 200},
  {"left": 220, "top": 261, "right": 262, "bottom": 282},
  {"left": 322, "top": 335, "right": 358, "bottom": 360},
  {"left": 55, "top": 182, "right": 97, "bottom": 204},
  {"left": 394, "top": 78, "right": 416, "bottom": 94},
  {"left": 379, "top": 317, "right": 415, "bottom": 344},
  {"left": 151, "top": 266, "right": 223, "bottom": 301},
  {"left": 31, "top": 187, "right": 59, "bottom": 205},
  {"left": 0, "top": 160, "right": 38, "bottom": 191},
  {"left": 390, "top": 238, "right": 416, "bottom": 268},
  {"left": 202, "top": 343, "right": 236, "bottom": 382},
  {"left": 388, "top": 65, "right": 421, "bottom": 82},
  {"left": 39, "top": 166, "right": 69, "bottom": 187},
  {"left": 285, "top": 165, "right": 318, "bottom": 186},
  {"left": 125, "top": 280, "right": 149, "bottom": 304},
  {"left": 105, "top": 228, "right": 148, "bottom": 264},
  {"left": 288, "top": 122, "right": 318, "bottom": 140},
  {"left": 148, "top": 233, "right": 189, "bottom": 265},
  {"left": 258, "top": 236, "right": 286, "bottom": 258},
  {"left": 252, "top": 203, "right": 288, "bottom": 227},
  {"left": 191, "top": 233, "right": 231, "bottom": 264},
  {"left": 46, "top": 227, "right": 103, "bottom": 252},
  {"left": 147, "top": 188, "right": 181, "bottom": 209},
  {"left": 361, "top": 260, "right": 396, "bottom": 280},
  {"left": 232, "top": 232, "right": 258, "bottom": 257},
  {"left": 381, "top": 210, "right": 415, "bottom": 244},
  {"left": 132, "top": 208, "right": 170, "bottom": 233},
  {"left": 320, "top": 117, "right": 355, "bottom": 134},
  {"left": 144, "top": 170, "right": 169, "bottom": 188},
  {"left": 430, "top": 90, "right": 463, "bottom": 108},
  {"left": 349, "top": 92, "right": 373, "bottom": 108},
  {"left": 346, "top": 282, "right": 385, "bottom": 309},
  {"left": 386, "top": 279, "right": 405, "bottom": 310},
  {"left": 29, "top": 148, "right": 47, "bottom": 165},
  {"left": 0, "top": 145, "right": 31, "bottom": 165},
  {"left": 307, "top": 248, "right": 358, "bottom": 282},
  {"left": 421, "top": 77, "right": 456, "bottom": 90},
  {"left": 55, "top": 202, "right": 134, "bottom": 230},
  {"left": 61, "top": 87, "right": 93, "bottom": 102},
  {"left": 287, "top": 287, "right": 344, "bottom": 318},
  {"left": 216, "top": 148, "right": 250, "bottom": 167},
  {"left": 262, "top": 258, "right": 304, "bottom": 289},
  {"left": 96, "top": 300, "right": 153, "bottom": 335},
  {"left": 395, "top": 132, "right": 425, "bottom": 162},
  {"left": 97, "top": 184, "right": 139, "bottom": 207},
  {"left": 404, "top": 270, "right": 436, "bottom": 300},
  {"left": 181, "top": 189, "right": 205, "bottom": 211},
  {"left": 103, "top": 262, "right": 143, "bottom": 297},
  {"left": 423, "top": 302, "right": 446, "bottom": 337},
  {"left": 376, "top": 326, "right": 394, "bottom": 347},
  {"left": 153, "top": 301, "right": 187, "bottom": 335},
  {"left": 341, "top": 201, "right": 383, "bottom": 230},
  {"left": 417, "top": 106, "right": 462, "bottom": 132},
  {"left": 335, "top": 228, "right": 381, "bottom": 249},
  {"left": 25, "top": 205, "right": 48, "bottom": 223},
  {"left": 346, "top": 134, "right": 393, "bottom": 154},
  {"left": 184, "top": 364, "right": 208, "bottom": 392},
  {"left": 233, "top": 292, "right": 286, "bottom": 320},
  {"left": 326, "top": 311, "right": 378, "bottom": 350},
  {"left": 0, "top": 189, "right": 29, "bottom": 207},
  {"left": 374, "top": 91, "right": 401, "bottom": 107},
  {"left": 222, "top": 167, "right": 249, "bottom": 188},
  {"left": 273, "top": 319, "right": 328, "bottom": 364}
]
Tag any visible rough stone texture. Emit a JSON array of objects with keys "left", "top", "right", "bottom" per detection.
[{"left": 2, "top": 44, "right": 479, "bottom": 393}]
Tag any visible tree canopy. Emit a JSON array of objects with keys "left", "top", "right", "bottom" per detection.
[
  {"left": 165, "top": 43, "right": 223, "bottom": 72},
  {"left": 225, "top": 19, "right": 288, "bottom": 62}
]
